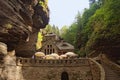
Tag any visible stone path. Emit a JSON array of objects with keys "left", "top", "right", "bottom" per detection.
[{"left": 102, "top": 63, "right": 120, "bottom": 80}]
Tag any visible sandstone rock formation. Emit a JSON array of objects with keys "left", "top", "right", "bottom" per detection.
[
  {"left": 0, "top": 0, "right": 49, "bottom": 80},
  {"left": 0, "top": 0, "right": 49, "bottom": 57}
]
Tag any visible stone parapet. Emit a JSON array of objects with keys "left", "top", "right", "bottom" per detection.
[
  {"left": 16, "top": 58, "right": 89, "bottom": 67},
  {"left": 89, "top": 58, "right": 105, "bottom": 80}
]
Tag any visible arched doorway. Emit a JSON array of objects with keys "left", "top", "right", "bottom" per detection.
[{"left": 61, "top": 72, "right": 69, "bottom": 80}]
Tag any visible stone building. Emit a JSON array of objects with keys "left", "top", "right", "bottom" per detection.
[{"left": 39, "top": 33, "right": 74, "bottom": 55}]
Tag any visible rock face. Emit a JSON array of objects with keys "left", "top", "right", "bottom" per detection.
[
  {"left": 0, "top": 42, "right": 24, "bottom": 80},
  {"left": 15, "top": 32, "right": 38, "bottom": 57},
  {"left": 0, "top": 0, "right": 49, "bottom": 79},
  {"left": 0, "top": 0, "right": 49, "bottom": 57}
]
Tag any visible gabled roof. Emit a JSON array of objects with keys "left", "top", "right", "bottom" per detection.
[
  {"left": 45, "top": 33, "right": 56, "bottom": 37},
  {"left": 56, "top": 41, "right": 74, "bottom": 50}
]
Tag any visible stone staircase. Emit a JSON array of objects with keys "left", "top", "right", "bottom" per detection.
[
  {"left": 100, "top": 54, "right": 120, "bottom": 80},
  {"left": 102, "top": 63, "right": 120, "bottom": 80}
]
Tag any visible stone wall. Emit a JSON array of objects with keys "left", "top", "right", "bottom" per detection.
[
  {"left": 21, "top": 66, "right": 92, "bottom": 80},
  {"left": 16, "top": 58, "right": 103, "bottom": 80}
]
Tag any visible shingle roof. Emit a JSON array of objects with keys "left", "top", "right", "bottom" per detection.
[{"left": 56, "top": 41, "right": 74, "bottom": 50}]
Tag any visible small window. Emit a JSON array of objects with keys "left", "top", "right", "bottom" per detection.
[
  {"left": 50, "top": 49, "right": 52, "bottom": 54},
  {"left": 50, "top": 45, "right": 52, "bottom": 48},
  {"left": 47, "top": 45, "right": 49, "bottom": 48},
  {"left": 47, "top": 49, "right": 49, "bottom": 54}
]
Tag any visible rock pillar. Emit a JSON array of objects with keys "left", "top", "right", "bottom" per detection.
[{"left": 15, "top": 31, "right": 38, "bottom": 58}]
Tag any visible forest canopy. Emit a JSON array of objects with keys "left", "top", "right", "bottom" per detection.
[{"left": 59, "top": 0, "right": 120, "bottom": 58}]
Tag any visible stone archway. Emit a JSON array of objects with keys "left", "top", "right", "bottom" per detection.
[{"left": 61, "top": 72, "right": 69, "bottom": 80}]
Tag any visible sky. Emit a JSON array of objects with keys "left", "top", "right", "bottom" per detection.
[{"left": 48, "top": 0, "right": 89, "bottom": 29}]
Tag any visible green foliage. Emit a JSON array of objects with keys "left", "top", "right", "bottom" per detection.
[
  {"left": 76, "top": 1, "right": 101, "bottom": 49},
  {"left": 50, "top": 0, "right": 120, "bottom": 57},
  {"left": 60, "top": 23, "right": 78, "bottom": 46},
  {"left": 44, "top": 24, "right": 53, "bottom": 33},
  {"left": 39, "top": 0, "right": 48, "bottom": 12},
  {"left": 5, "top": 23, "right": 13, "bottom": 29},
  {"left": 60, "top": 25, "right": 68, "bottom": 37},
  {"left": 82, "top": 3, "right": 100, "bottom": 27},
  {"left": 85, "top": 0, "right": 120, "bottom": 54},
  {"left": 38, "top": 32, "right": 43, "bottom": 41},
  {"left": 60, "top": 0, "right": 104, "bottom": 56},
  {"left": 36, "top": 32, "right": 43, "bottom": 50},
  {"left": 43, "top": 24, "right": 60, "bottom": 36}
]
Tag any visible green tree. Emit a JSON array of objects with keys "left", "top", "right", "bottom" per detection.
[
  {"left": 60, "top": 25, "right": 68, "bottom": 38},
  {"left": 68, "top": 1, "right": 102, "bottom": 56},
  {"left": 76, "top": 1, "right": 101, "bottom": 52},
  {"left": 85, "top": 0, "right": 120, "bottom": 58},
  {"left": 44, "top": 24, "right": 53, "bottom": 34},
  {"left": 42, "top": 24, "right": 60, "bottom": 36}
]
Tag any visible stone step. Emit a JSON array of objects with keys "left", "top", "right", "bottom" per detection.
[{"left": 102, "top": 64, "right": 120, "bottom": 80}]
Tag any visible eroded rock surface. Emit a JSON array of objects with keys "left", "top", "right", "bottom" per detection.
[
  {"left": 0, "top": 42, "right": 24, "bottom": 80},
  {"left": 0, "top": 0, "right": 49, "bottom": 57}
]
